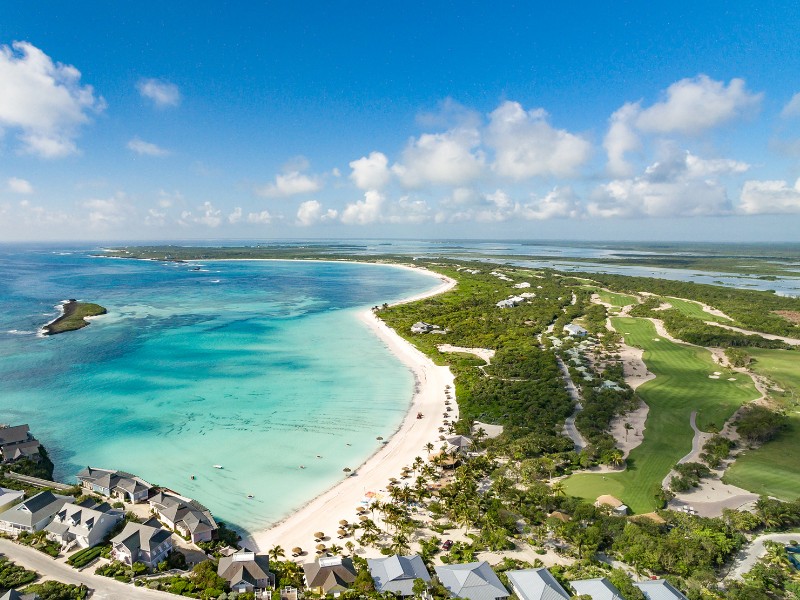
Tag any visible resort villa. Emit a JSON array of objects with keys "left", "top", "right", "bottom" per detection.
[
  {"left": 110, "top": 518, "right": 174, "bottom": 568},
  {"left": 303, "top": 556, "right": 357, "bottom": 596},
  {"left": 44, "top": 499, "right": 123, "bottom": 549},
  {"left": 505, "top": 568, "right": 570, "bottom": 600},
  {"left": 0, "top": 424, "right": 41, "bottom": 464},
  {"left": 434, "top": 562, "right": 510, "bottom": 600},
  {"left": 634, "top": 580, "right": 689, "bottom": 600},
  {"left": 217, "top": 549, "right": 274, "bottom": 595},
  {"left": 149, "top": 491, "right": 219, "bottom": 543},
  {"left": 0, "top": 488, "right": 24, "bottom": 513},
  {"left": 76, "top": 466, "right": 153, "bottom": 503},
  {"left": 0, "top": 491, "right": 73, "bottom": 536},
  {"left": 367, "top": 554, "right": 431, "bottom": 597},
  {"left": 563, "top": 323, "right": 588, "bottom": 337},
  {"left": 570, "top": 577, "right": 624, "bottom": 600}
]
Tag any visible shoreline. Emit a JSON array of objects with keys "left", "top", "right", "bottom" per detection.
[{"left": 247, "top": 267, "right": 456, "bottom": 552}]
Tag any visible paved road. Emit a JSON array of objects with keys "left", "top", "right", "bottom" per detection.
[
  {"left": 556, "top": 356, "right": 587, "bottom": 451},
  {"left": 728, "top": 533, "right": 800, "bottom": 579},
  {"left": 0, "top": 538, "right": 173, "bottom": 599}
]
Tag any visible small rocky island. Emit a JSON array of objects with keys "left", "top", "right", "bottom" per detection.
[{"left": 43, "top": 300, "right": 107, "bottom": 335}]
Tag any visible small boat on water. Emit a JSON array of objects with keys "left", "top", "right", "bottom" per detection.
[
  {"left": 213, "top": 465, "right": 223, "bottom": 469},
  {"left": 247, "top": 494, "right": 254, "bottom": 499},
  {"left": 190, "top": 475, "right": 195, "bottom": 480}
]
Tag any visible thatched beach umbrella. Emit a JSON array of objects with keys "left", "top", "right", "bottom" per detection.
[
  {"left": 339, "top": 519, "right": 348, "bottom": 526},
  {"left": 316, "top": 543, "right": 326, "bottom": 550},
  {"left": 337, "top": 528, "right": 347, "bottom": 537},
  {"left": 314, "top": 531, "right": 325, "bottom": 539},
  {"left": 359, "top": 515, "right": 369, "bottom": 521}
]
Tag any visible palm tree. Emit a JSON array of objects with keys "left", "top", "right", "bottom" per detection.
[
  {"left": 425, "top": 442, "right": 434, "bottom": 455},
  {"left": 389, "top": 531, "right": 410, "bottom": 555},
  {"left": 624, "top": 422, "right": 633, "bottom": 441},
  {"left": 608, "top": 449, "right": 624, "bottom": 468},
  {"left": 328, "top": 543, "right": 343, "bottom": 556},
  {"left": 269, "top": 545, "right": 285, "bottom": 562},
  {"left": 551, "top": 481, "right": 566, "bottom": 497}
]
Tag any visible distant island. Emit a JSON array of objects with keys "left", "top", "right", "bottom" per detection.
[{"left": 42, "top": 300, "right": 107, "bottom": 335}]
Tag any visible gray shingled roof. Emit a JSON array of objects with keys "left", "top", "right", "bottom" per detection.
[
  {"left": 633, "top": 580, "right": 688, "bottom": 600},
  {"left": 506, "top": 569, "right": 570, "bottom": 600},
  {"left": 150, "top": 492, "right": 217, "bottom": 535},
  {"left": 218, "top": 550, "right": 272, "bottom": 587},
  {"left": 570, "top": 577, "right": 624, "bottom": 600},
  {"left": 0, "top": 491, "right": 71, "bottom": 529},
  {"left": 111, "top": 521, "right": 171, "bottom": 556},
  {"left": 0, "top": 425, "right": 30, "bottom": 446},
  {"left": 303, "top": 557, "right": 356, "bottom": 593},
  {"left": 434, "top": 562, "right": 509, "bottom": 600},
  {"left": 368, "top": 554, "right": 431, "bottom": 596}
]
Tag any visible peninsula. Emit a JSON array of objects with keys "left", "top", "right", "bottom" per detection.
[{"left": 42, "top": 300, "right": 107, "bottom": 335}]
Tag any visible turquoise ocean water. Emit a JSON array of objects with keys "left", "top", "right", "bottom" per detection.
[{"left": 0, "top": 246, "right": 439, "bottom": 533}]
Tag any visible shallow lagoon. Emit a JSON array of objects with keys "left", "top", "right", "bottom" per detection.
[{"left": 0, "top": 249, "right": 438, "bottom": 532}]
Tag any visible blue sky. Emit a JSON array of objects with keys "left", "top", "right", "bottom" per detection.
[{"left": 2, "top": 2, "right": 800, "bottom": 241}]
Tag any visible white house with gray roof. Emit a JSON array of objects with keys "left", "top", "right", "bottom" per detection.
[
  {"left": 0, "top": 424, "right": 41, "bottom": 464},
  {"left": 505, "top": 568, "right": 569, "bottom": 600},
  {"left": 45, "top": 499, "right": 123, "bottom": 549},
  {"left": 111, "top": 518, "right": 173, "bottom": 568},
  {"left": 218, "top": 549, "right": 273, "bottom": 594},
  {"left": 0, "top": 491, "right": 73, "bottom": 536},
  {"left": 633, "top": 580, "right": 688, "bottom": 600},
  {"left": 76, "top": 466, "right": 153, "bottom": 503},
  {"left": 570, "top": 577, "right": 623, "bottom": 600},
  {"left": 434, "top": 562, "right": 509, "bottom": 600},
  {"left": 149, "top": 491, "right": 218, "bottom": 543},
  {"left": 0, "top": 488, "right": 24, "bottom": 513},
  {"left": 367, "top": 554, "right": 431, "bottom": 597}
]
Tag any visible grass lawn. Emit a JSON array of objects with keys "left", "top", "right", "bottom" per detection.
[
  {"left": 585, "top": 287, "right": 638, "bottom": 310},
  {"left": 664, "top": 296, "right": 732, "bottom": 322},
  {"left": 724, "top": 348, "right": 800, "bottom": 500},
  {"left": 563, "top": 317, "right": 758, "bottom": 512}
]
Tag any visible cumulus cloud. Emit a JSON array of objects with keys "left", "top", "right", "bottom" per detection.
[
  {"left": 486, "top": 101, "right": 591, "bottom": 179},
  {"left": 437, "top": 187, "right": 580, "bottom": 223},
  {"left": 781, "top": 93, "right": 800, "bottom": 118},
  {"left": 82, "top": 194, "right": 133, "bottom": 230},
  {"left": 739, "top": 179, "right": 800, "bottom": 214},
  {"left": 247, "top": 210, "right": 273, "bottom": 224},
  {"left": 227, "top": 207, "right": 243, "bottom": 224},
  {"left": 603, "top": 102, "right": 641, "bottom": 177},
  {"left": 340, "top": 190, "right": 385, "bottom": 225},
  {"left": 0, "top": 41, "right": 105, "bottom": 157},
  {"left": 257, "top": 163, "right": 322, "bottom": 198},
  {"left": 180, "top": 201, "right": 222, "bottom": 228},
  {"left": 137, "top": 78, "right": 181, "bottom": 108},
  {"left": 127, "top": 137, "right": 170, "bottom": 157},
  {"left": 7, "top": 177, "right": 33, "bottom": 194},
  {"left": 392, "top": 127, "right": 484, "bottom": 187},
  {"left": 635, "top": 75, "right": 761, "bottom": 135},
  {"left": 588, "top": 149, "right": 741, "bottom": 218},
  {"left": 349, "top": 152, "right": 391, "bottom": 190},
  {"left": 296, "top": 200, "right": 337, "bottom": 226}
]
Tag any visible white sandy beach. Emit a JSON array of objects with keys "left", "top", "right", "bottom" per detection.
[{"left": 248, "top": 268, "right": 457, "bottom": 553}]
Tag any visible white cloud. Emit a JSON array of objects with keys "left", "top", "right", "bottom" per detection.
[
  {"left": 603, "top": 102, "right": 641, "bottom": 177},
  {"left": 588, "top": 150, "right": 739, "bottom": 218},
  {"left": 247, "top": 210, "right": 273, "bottom": 224},
  {"left": 0, "top": 41, "right": 105, "bottom": 157},
  {"left": 186, "top": 201, "right": 222, "bottom": 227},
  {"left": 349, "top": 152, "right": 391, "bottom": 190},
  {"left": 392, "top": 127, "right": 484, "bottom": 187},
  {"left": 7, "top": 177, "right": 33, "bottom": 194},
  {"left": 781, "top": 93, "right": 800, "bottom": 119},
  {"left": 82, "top": 194, "right": 133, "bottom": 230},
  {"left": 137, "top": 78, "right": 181, "bottom": 108},
  {"left": 127, "top": 137, "right": 170, "bottom": 157},
  {"left": 341, "top": 190, "right": 385, "bottom": 225},
  {"left": 296, "top": 200, "right": 337, "bottom": 226},
  {"left": 257, "top": 170, "right": 322, "bottom": 198},
  {"left": 739, "top": 179, "right": 800, "bottom": 214},
  {"left": 227, "top": 207, "right": 243, "bottom": 224},
  {"left": 437, "top": 187, "right": 580, "bottom": 223},
  {"left": 486, "top": 101, "right": 591, "bottom": 179},
  {"left": 636, "top": 75, "right": 761, "bottom": 135}
]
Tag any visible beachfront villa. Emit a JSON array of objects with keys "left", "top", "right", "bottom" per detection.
[
  {"left": 634, "top": 579, "right": 689, "bottom": 600},
  {"left": 44, "top": 499, "right": 123, "bottom": 549},
  {"left": 570, "top": 577, "right": 624, "bottom": 600},
  {"left": 110, "top": 518, "right": 174, "bottom": 568},
  {"left": 217, "top": 549, "right": 274, "bottom": 595},
  {"left": 76, "top": 466, "right": 153, "bottom": 503},
  {"left": 0, "top": 488, "right": 24, "bottom": 513},
  {"left": 445, "top": 435, "right": 473, "bottom": 455},
  {"left": 434, "top": 562, "right": 509, "bottom": 600},
  {"left": 149, "top": 491, "right": 218, "bottom": 543},
  {"left": 303, "top": 556, "right": 357, "bottom": 596},
  {"left": 506, "top": 568, "right": 570, "bottom": 600},
  {"left": 0, "top": 424, "right": 42, "bottom": 464},
  {"left": 563, "top": 323, "right": 588, "bottom": 337},
  {"left": 0, "top": 491, "right": 73, "bottom": 536},
  {"left": 367, "top": 554, "right": 431, "bottom": 597},
  {"left": 410, "top": 321, "right": 442, "bottom": 334},
  {"left": 495, "top": 296, "right": 525, "bottom": 308}
]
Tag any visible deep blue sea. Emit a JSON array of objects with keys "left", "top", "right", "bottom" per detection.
[{"left": 0, "top": 246, "right": 439, "bottom": 532}]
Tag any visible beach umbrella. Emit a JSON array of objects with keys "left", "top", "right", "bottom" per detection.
[
  {"left": 339, "top": 519, "right": 348, "bottom": 525},
  {"left": 314, "top": 531, "right": 325, "bottom": 539},
  {"left": 359, "top": 515, "right": 368, "bottom": 521},
  {"left": 337, "top": 528, "right": 347, "bottom": 536},
  {"left": 292, "top": 547, "right": 302, "bottom": 555},
  {"left": 316, "top": 543, "right": 326, "bottom": 550}
]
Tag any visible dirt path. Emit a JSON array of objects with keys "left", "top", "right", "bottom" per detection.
[
  {"left": 705, "top": 321, "right": 800, "bottom": 346},
  {"left": 728, "top": 533, "right": 800, "bottom": 579}
]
